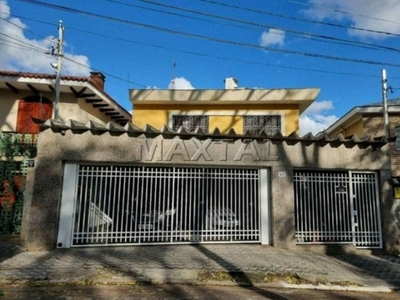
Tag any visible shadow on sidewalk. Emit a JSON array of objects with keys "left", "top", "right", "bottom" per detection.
[
  {"left": 324, "top": 245, "right": 400, "bottom": 287},
  {"left": 195, "top": 245, "right": 289, "bottom": 300},
  {"left": 0, "top": 235, "right": 22, "bottom": 263}
]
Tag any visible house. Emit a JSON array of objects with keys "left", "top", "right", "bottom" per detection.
[
  {"left": 0, "top": 72, "right": 395, "bottom": 252},
  {"left": 0, "top": 70, "right": 131, "bottom": 235},
  {"left": 131, "top": 78, "right": 320, "bottom": 136},
  {"left": 17, "top": 77, "right": 400, "bottom": 254},
  {"left": 324, "top": 99, "right": 400, "bottom": 179},
  {"left": 324, "top": 98, "right": 400, "bottom": 138},
  {"left": 0, "top": 70, "right": 131, "bottom": 135}
]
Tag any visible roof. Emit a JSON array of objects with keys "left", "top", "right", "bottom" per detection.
[
  {"left": 363, "top": 97, "right": 400, "bottom": 107},
  {"left": 130, "top": 88, "right": 320, "bottom": 114},
  {"left": 325, "top": 97, "right": 400, "bottom": 135},
  {"left": 0, "top": 70, "right": 131, "bottom": 125},
  {"left": 39, "top": 118, "right": 389, "bottom": 148}
]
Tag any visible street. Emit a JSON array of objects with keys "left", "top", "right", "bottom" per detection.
[{"left": 1, "top": 284, "right": 399, "bottom": 300}]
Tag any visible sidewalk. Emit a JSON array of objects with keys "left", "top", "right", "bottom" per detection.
[{"left": 1, "top": 239, "right": 400, "bottom": 292}]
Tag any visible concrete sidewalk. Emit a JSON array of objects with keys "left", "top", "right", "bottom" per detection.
[{"left": 1, "top": 240, "right": 400, "bottom": 292}]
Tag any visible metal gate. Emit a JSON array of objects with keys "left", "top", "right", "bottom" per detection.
[
  {"left": 58, "top": 164, "right": 269, "bottom": 247},
  {"left": 294, "top": 170, "right": 382, "bottom": 248}
]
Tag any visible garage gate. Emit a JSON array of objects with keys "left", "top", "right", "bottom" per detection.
[{"left": 57, "top": 164, "right": 270, "bottom": 247}]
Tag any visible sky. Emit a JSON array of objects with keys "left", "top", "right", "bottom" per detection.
[{"left": 1, "top": 0, "right": 400, "bottom": 135}]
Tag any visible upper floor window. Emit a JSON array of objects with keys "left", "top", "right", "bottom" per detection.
[
  {"left": 172, "top": 116, "right": 209, "bottom": 133},
  {"left": 16, "top": 95, "right": 53, "bottom": 134},
  {"left": 243, "top": 115, "right": 281, "bottom": 136}
]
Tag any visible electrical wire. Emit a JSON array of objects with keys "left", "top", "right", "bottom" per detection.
[
  {"left": 0, "top": 32, "right": 49, "bottom": 53},
  {"left": 276, "top": 0, "right": 400, "bottom": 26},
  {"left": 197, "top": 0, "right": 400, "bottom": 38},
  {"left": 105, "top": 0, "right": 400, "bottom": 53},
  {"left": 0, "top": 16, "right": 54, "bottom": 42},
  {"left": 5, "top": 12, "right": 390, "bottom": 80},
  {"left": 62, "top": 55, "right": 148, "bottom": 88},
  {"left": 13, "top": 0, "right": 400, "bottom": 68},
  {"left": 0, "top": 39, "right": 46, "bottom": 54}
]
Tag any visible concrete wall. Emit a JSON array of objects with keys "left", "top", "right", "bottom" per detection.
[
  {"left": 21, "top": 128, "right": 399, "bottom": 254},
  {"left": 0, "top": 90, "right": 113, "bottom": 132}
]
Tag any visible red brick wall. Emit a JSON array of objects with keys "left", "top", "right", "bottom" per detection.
[{"left": 362, "top": 113, "right": 400, "bottom": 137}]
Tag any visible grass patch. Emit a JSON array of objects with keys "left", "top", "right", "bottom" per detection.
[
  {"left": 262, "top": 273, "right": 310, "bottom": 284},
  {"left": 0, "top": 289, "right": 5, "bottom": 296},
  {"left": 198, "top": 271, "right": 311, "bottom": 285},
  {"left": 329, "top": 281, "right": 363, "bottom": 287}
]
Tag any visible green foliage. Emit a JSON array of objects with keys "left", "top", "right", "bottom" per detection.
[
  {"left": 0, "top": 131, "right": 37, "bottom": 158},
  {"left": 0, "top": 130, "right": 36, "bottom": 235}
]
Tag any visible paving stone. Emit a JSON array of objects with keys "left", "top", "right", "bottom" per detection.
[{"left": 2, "top": 241, "right": 400, "bottom": 288}]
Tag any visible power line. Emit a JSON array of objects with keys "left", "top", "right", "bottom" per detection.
[
  {"left": 0, "top": 15, "right": 54, "bottom": 42},
  {"left": 62, "top": 55, "right": 148, "bottom": 88},
  {"left": 0, "top": 20, "right": 149, "bottom": 88},
  {"left": 13, "top": 0, "right": 400, "bottom": 68},
  {"left": 6, "top": 12, "right": 389, "bottom": 80},
  {"left": 0, "top": 32, "right": 49, "bottom": 53},
  {"left": 276, "top": 0, "right": 400, "bottom": 26},
  {"left": 197, "top": 0, "right": 400, "bottom": 38},
  {"left": 0, "top": 39, "right": 46, "bottom": 54},
  {"left": 106, "top": 0, "right": 400, "bottom": 54}
]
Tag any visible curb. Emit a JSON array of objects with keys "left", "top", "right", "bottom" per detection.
[{"left": 0, "top": 277, "right": 395, "bottom": 293}]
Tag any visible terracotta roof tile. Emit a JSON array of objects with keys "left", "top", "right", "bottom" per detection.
[
  {"left": 0, "top": 70, "right": 132, "bottom": 120},
  {"left": 0, "top": 70, "right": 89, "bottom": 82}
]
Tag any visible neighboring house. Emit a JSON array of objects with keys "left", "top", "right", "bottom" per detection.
[
  {"left": 324, "top": 99, "right": 400, "bottom": 178},
  {"left": 0, "top": 70, "right": 131, "bottom": 134},
  {"left": 131, "top": 77, "right": 320, "bottom": 136},
  {"left": 324, "top": 98, "right": 400, "bottom": 138},
  {"left": 0, "top": 70, "right": 131, "bottom": 236}
]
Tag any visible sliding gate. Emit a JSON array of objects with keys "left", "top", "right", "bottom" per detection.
[
  {"left": 294, "top": 170, "right": 382, "bottom": 248},
  {"left": 58, "top": 164, "right": 269, "bottom": 247}
]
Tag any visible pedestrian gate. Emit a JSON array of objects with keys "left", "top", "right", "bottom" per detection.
[
  {"left": 294, "top": 170, "right": 382, "bottom": 248},
  {"left": 57, "top": 164, "right": 269, "bottom": 247}
]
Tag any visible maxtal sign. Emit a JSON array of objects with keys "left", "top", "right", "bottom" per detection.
[{"left": 135, "top": 139, "right": 279, "bottom": 162}]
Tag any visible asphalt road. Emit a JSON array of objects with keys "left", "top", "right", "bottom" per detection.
[{"left": 1, "top": 284, "right": 399, "bottom": 300}]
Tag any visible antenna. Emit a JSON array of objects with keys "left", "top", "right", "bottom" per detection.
[{"left": 172, "top": 60, "right": 176, "bottom": 79}]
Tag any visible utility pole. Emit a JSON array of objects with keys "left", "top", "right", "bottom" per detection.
[
  {"left": 54, "top": 20, "right": 64, "bottom": 120},
  {"left": 381, "top": 69, "right": 390, "bottom": 139}
]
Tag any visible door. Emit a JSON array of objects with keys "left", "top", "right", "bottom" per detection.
[{"left": 294, "top": 170, "right": 382, "bottom": 248}]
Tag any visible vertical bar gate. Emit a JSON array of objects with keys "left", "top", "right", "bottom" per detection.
[
  {"left": 294, "top": 170, "right": 382, "bottom": 248},
  {"left": 58, "top": 164, "right": 269, "bottom": 247}
]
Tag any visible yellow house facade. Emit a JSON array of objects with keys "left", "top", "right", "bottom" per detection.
[{"left": 131, "top": 78, "right": 320, "bottom": 136}]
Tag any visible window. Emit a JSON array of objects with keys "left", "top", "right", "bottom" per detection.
[
  {"left": 243, "top": 115, "right": 281, "bottom": 136},
  {"left": 16, "top": 96, "right": 53, "bottom": 134},
  {"left": 172, "top": 116, "right": 209, "bottom": 133}
]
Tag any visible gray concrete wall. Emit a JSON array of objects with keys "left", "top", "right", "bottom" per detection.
[{"left": 21, "top": 129, "right": 398, "bottom": 254}]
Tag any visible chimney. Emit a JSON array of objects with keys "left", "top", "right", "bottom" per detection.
[
  {"left": 90, "top": 72, "right": 106, "bottom": 90},
  {"left": 224, "top": 77, "right": 238, "bottom": 89}
]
